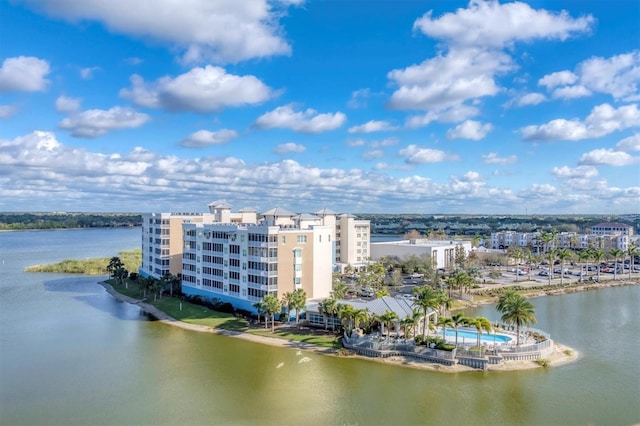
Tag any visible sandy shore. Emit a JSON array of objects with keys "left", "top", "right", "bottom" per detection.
[{"left": 99, "top": 282, "right": 582, "bottom": 373}]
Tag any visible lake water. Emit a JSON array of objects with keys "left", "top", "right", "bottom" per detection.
[{"left": 1, "top": 228, "right": 639, "bottom": 425}]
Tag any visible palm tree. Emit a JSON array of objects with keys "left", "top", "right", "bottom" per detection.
[
  {"left": 445, "top": 270, "right": 474, "bottom": 297},
  {"left": 291, "top": 288, "right": 307, "bottom": 326},
  {"left": 592, "top": 249, "right": 605, "bottom": 281},
  {"left": 578, "top": 250, "right": 591, "bottom": 281},
  {"left": 352, "top": 308, "right": 369, "bottom": 331},
  {"left": 337, "top": 303, "right": 356, "bottom": 337},
  {"left": 437, "top": 316, "right": 454, "bottom": 342},
  {"left": 114, "top": 266, "right": 128, "bottom": 287},
  {"left": 413, "top": 285, "right": 437, "bottom": 338},
  {"left": 262, "top": 294, "right": 281, "bottom": 332},
  {"left": 556, "top": 248, "right": 572, "bottom": 285},
  {"left": 375, "top": 287, "right": 390, "bottom": 299},
  {"left": 496, "top": 292, "right": 536, "bottom": 345},
  {"left": 450, "top": 312, "right": 468, "bottom": 347},
  {"left": 626, "top": 243, "right": 638, "bottom": 280},
  {"left": 107, "top": 256, "right": 124, "bottom": 278},
  {"left": 400, "top": 317, "right": 414, "bottom": 341},
  {"left": 545, "top": 247, "right": 558, "bottom": 285},
  {"left": 435, "top": 290, "right": 453, "bottom": 317},
  {"left": 252, "top": 301, "right": 264, "bottom": 327},
  {"left": 467, "top": 316, "right": 492, "bottom": 349},
  {"left": 609, "top": 248, "right": 624, "bottom": 280},
  {"left": 163, "top": 273, "right": 180, "bottom": 296},
  {"left": 322, "top": 297, "right": 339, "bottom": 331},
  {"left": 379, "top": 310, "right": 399, "bottom": 343},
  {"left": 281, "top": 292, "right": 294, "bottom": 324}
]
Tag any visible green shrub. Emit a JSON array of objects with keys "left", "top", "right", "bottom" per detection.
[
  {"left": 563, "top": 349, "right": 574, "bottom": 356},
  {"left": 535, "top": 358, "right": 549, "bottom": 367}
]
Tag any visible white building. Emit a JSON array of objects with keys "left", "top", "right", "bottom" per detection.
[{"left": 369, "top": 238, "right": 472, "bottom": 270}]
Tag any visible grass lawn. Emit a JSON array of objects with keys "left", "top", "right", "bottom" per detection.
[
  {"left": 107, "top": 278, "right": 341, "bottom": 348},
  {"left": 248, "top": 326, "right": 340, "bottom": 348}
]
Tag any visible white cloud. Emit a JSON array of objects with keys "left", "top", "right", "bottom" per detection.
[
  {"left": 20, "top": 0, "right": 295, "bottom": 64},
  {"left": 363, "top": 150, "right": 385, "bottom": 160},
  {"left": 578, "top": 149, "right": 639, "bottom": 166},
  {"left": 522, "top": 103, "right": 640, "bottom": 141},
  {"left": 482, "top": 152, "right": 517, "bottom": 165},
  {"left": 399, "top": 144, "right": 458, "bottom": 164},
  {"left": 348, "top": 88, "right": 371, "bottom": 109},
  {"left": 273, "top": 142, "right": 306, "bottom": 154},
  {"left": 389, "top": 1, "right": 591, "bottom": 124},
  {"left": 346, "top": 138, "right": 365, "bottom": 148},
  {"left": 180, "top": 129, "right": 238, "bottom": 148},
  {"left": 120, "top": 66, "right": 274, "bottom": 112},
  {"left": 551, "top": 85, "right": 591, "bottom": 99},
  {"left": 2, "top": 131, "right": 638, "bottom": 214},
  {"left": 405, "top": 105, "right": 480, "bottom": 128},
  {"left": 0, "top": 104, "right": 18, "bottom": 119},
  {"left": 578, "top": 51, "right": 640, "bottom": 101},
  {"left": 388, "top": 48, "right": 510, "bottom": 111},
  {"left": 124, "top": 57, "right": 143, "bottom": 65},
  {"left": 55, "top": 95, "right": 82, "bottom": 113},
  {"left": 413, "top": 1, "right": 594, "bottom": 49},
  {"left": 80, "top": 66, "right": 100, "bottom": 79},
  {"left": 517, "top": 92, "right": 546, "bottom": 106},
  {"left": 552, "top": 165, "right": 598, "bottom": 179},
  {"left": 540, "top": 51, "right": 640, "bottom": 102},
  {"left": 0, "top": 56, "right": 50, "bottom": 92},
  {"left": 59, "top": 106, "right": 151, "bottom": 138},
  {"left": 447, "top": 120, "right": 492, "bottom": 140},
  {"left": 538, "top": 70, "right": 578, "bottom": 89},
  {"left": 616, "top": 134, "right": 640, "bottom": 151},
  {"left": 348, "top": 120, "right": 397, "bottom": 134},
  {"left": 254, "top": 104, "right": 346, "bottom": 134},
  {"left": 370, "top": 137, "right": 399, "bottom": 148}
]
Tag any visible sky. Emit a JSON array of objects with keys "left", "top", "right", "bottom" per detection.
[{"left": 1, "top": 0, "right": 639, "bottom": 215}]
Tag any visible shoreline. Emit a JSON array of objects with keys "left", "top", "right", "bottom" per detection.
[{"left": 98, "top": 282, "right": 585, "bottom": 373}]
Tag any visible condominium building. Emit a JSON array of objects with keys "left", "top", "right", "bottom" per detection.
[
  {"left": 139, "top": 201, "right": 370, "bottom": 313},
  {"left": 336, "top": 213, "right": 371, "bottom": 270},
  {"left": 591, "top": 222, "right": 634, "bottom": 236},
  {"left": 490, "top": 229, "right": 633, "bottom": 251},
  {"left": 181, "top": 221, "right": 333, "bottom": 313}
]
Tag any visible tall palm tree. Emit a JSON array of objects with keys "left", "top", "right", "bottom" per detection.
[
  {"left": 291, "top": 288, "right": 307, "bottom": 326},
  {"left": 578, "top": 250, "right": 591, "bottom": 281},
  {"left": 496, "top": 293, "right": 536, "bottom": 345},
  {"left": 352, "top": 308, "right": 369, "bottom": 331},
  {"left": 546, "top": 248, "right": 558, "bottom": 285},
  {"left": 252, "top": 301, "right": 264, "bottom": 327},
  {"left": 337, "top": 303, "right": 356, "bottom": 336},
  {"left": 451, "top": 312, "right": 468, "bottom": 347},
  {"left": 435, "top": 290, "right": 453, "bottom": 317},
  {"left": 262, "top": 294, "right": 281, "bottom": 333},
  {"left": 609, "top": 248, "right": 624, "bottom": 280},
  {"left": 556, "top": 248, "right": 572, "bottom": 285},
  {"left": 592, "top": 249, "right": 605, "bottom": 281},
  {"left": 626, "top": 243, "right": 638, "bottom": 280},
  {"left": 107, "top": 256, "right": 123, "bottom": 278},
  {"left": 400, "top": 317, "right": 414, "bottom": 341},
  {"left": 379, "top": 310, "right": 399, "bottom": 343},
  {"left": 437, "top": 316, "right": 454, "bottom": 342},
  {"left": 281, "top": 292, "right": 294, "bottom": 324},
  {"left": 467, "top": 316, "right": 492, "bottom": 349},
  {"left": 413, "top": 285, "right": 437, "bottom": 338}
]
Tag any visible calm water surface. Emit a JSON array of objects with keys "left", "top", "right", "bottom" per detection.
[{"left": 1, "top": 228, "right": 639, "bottom": 425}]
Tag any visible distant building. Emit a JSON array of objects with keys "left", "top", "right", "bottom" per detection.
[
  {"left": 370, "top": 238, "right": 472, "bottom": 269},
  {"left": 591, "top": 222, "right": 634, "bottom": 236}
]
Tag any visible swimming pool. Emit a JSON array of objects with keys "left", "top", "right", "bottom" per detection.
[{"left": 440, "top": 328, "right": 512, "bottom": 344}]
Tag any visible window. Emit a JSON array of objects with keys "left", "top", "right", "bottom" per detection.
[
  {"left": 297, "top": 235, "right": 307, "bottom": 243},
  {"left": 293, "top": 248, "right": 301, "bottom": 258},
  {"left": 294, "top": 264, "right": 301, "bottom": 271},
  {"left": 281, "top": 236, "right": 286, "bottom": 244}
]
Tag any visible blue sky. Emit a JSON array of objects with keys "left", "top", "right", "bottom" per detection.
[{"left": 1, "top": 0, "right": 639, "bottom": 214}]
